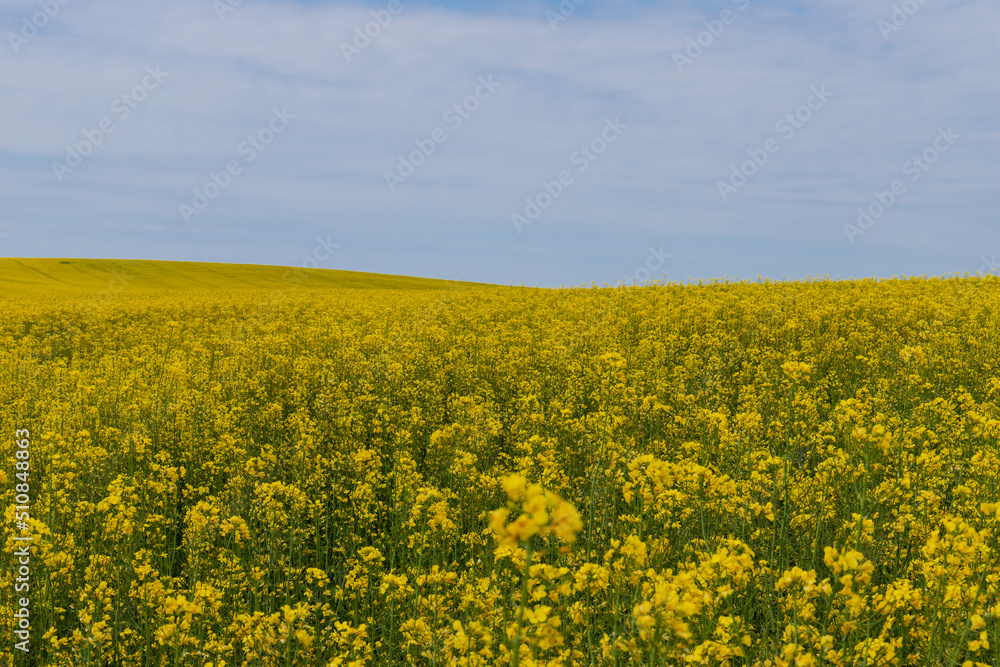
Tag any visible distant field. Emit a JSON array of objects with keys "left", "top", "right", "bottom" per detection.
[
  {"left": 1, "top": 264, "right": 999, "bottom": 666},
  {"left": 0, "top": 258, "right": 477, "bottom": 297}
]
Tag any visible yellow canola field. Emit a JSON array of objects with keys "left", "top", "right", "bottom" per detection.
[{"left": 2, "top": 267, "right": 1000, "bottom": 666}]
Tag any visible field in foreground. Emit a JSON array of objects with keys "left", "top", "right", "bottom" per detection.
[{"left": 2, "top": 261, "right": 1000, "bottom": 666}]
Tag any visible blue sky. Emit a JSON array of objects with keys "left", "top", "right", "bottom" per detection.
[{"left": 1, "top": 0, "right": 997, "bottom": 286}]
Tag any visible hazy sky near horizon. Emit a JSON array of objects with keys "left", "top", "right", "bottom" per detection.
[{"left": 1, "top": 0, "right": 997, "bottom": 287}]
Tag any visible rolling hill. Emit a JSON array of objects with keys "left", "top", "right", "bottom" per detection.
[{"left": 0, "top": 258, "right": 487, "bottom": 298}]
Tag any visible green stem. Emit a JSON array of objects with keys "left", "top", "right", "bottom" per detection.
[{"left": 511, "top": 540, "right": 533, "bottom": 667}]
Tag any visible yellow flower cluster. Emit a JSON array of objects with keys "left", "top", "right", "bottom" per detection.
[
  {"left": 490, "top": 474, "right": 583, "bottom": 548},
  {"left": 0, "top": 274, "right": 999, "bottom": 665}
]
